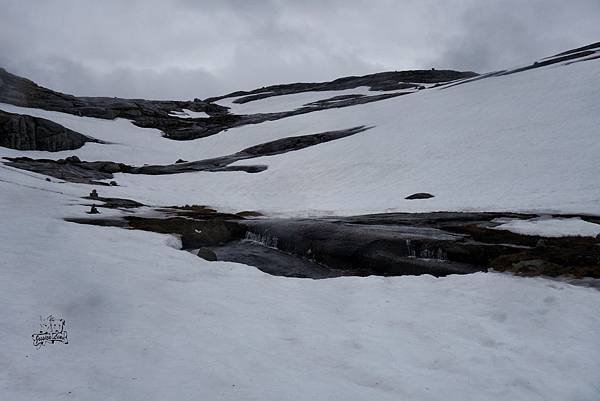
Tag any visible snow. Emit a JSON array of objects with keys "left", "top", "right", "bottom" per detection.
[
  {"left": 492, "top": 217, "right": 600, "bottom": 237},
  {"left": 1, "top": 166, "right": 599, "bottom": 401},
  {"left": 214, "top": 86, "right": 405, "bottom": 114},
  {"left": 2, "top": 58, "right": 600, "bottom": 217},
  {"left": 2, "top": 51, "right": 600, "bottom": 401},
  {"left": 0, "top": 103, "right": 262, "bottom": 166},
  {"left": 168, "top": 109, "right": 210, "bottom": 119},
  {"left": 103, "top": 57, "right": 600, "bottom": 216},
  {"left": 0, "top": 56, "right": 600, "bottom": 216}
]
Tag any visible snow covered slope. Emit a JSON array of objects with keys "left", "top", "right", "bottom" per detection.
[
  {"left": 3, "top": 49, "right": 600, "bottom": 216},
  {"left": 1, "top": 44, "right": 600, "bottom": 401},
  {"left": 214, "top": 86, "right": 414, "bottom": 114},
  {"left": 1, "top": 165, "right": 599, "bottom": 401}
]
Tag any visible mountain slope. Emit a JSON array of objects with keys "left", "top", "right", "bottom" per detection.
[
  {"left": 1, "top": 173, "right": 599, "bottom": 401},
  {"left": 3, "top": 43, "right": 598, "bottom": 216},
  {"left": 1, "top": 43, "right": 600, "bottom": 401}
]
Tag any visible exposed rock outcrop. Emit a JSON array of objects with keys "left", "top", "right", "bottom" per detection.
[
  {"left": 0, "top": 67, "right": 476, "bottom": 142},
  {"left": 0, "top": 67, "right": 224, "bottom": 121},
  {"left": 205, "top": 70, "right": 478, "bottom": 104},
  {"left": 0, "top": 110, "right": 99, "bottom": 151},
  {"left": 4, "top": 125, "right": 370, "bottom": 182},
  {"left": 69, "top": 208, "right": 600, "bottom": 279}
]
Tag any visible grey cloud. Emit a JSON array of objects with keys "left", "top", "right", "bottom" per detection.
[
  {"left": 0, "top": 0, "right": 598, "bottom": 100},
  {"left": 434, "top": 0, "right": 600, "bottom": 72}
]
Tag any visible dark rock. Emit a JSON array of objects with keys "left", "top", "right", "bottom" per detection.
[
  {"left": 239, "top": 216, "right": 483, "bottom": 277},
  {"left": 109, "top": 181, "right": 118, "bottom": 186},
  {"left": 500, "top": 50, "right": 596, "bottom": 76},
  {"left": 125, "top": 216, "right": 246, "bottom": 249},
  {"left": 551, "top": 41, "right": 600, "bottom": 58},
  {"left": 4, "top": 157, "right": 114, "bottom": 185},
  {"left": 211, "top": 165, "right": 268, "bottom": 173},
  {"left": 45, "top": 177, "right": 51, "bottom": 182},
  {"left": 175, "top": 159, "right": 187, "bottom": 164},
  {"left": 510, "top": 259, "right": 563, "bottom": 277},
  {"left": 236, "top": 211, "right": 264, "bottom": 218},
  {"left": 405, "top": 193, "right": 434, "bottom": 200},
  {"left": 211, "top": 241, "right": 336, "bottom": 278},
  {"left": 67, "top": 210, "right": 600, "bottom": 279},
  {"left": 0, "top": 66, "right": 478, "bottom": 144},
  {"left": 0, "top": 110, "right": 98, "bottom": 151},
  {"left": 238, "top": 126, "right": 370, "bottom": 158},
  {"left": 0, "top": 67, "right": 228, "bottom": 142},
  {"left": 84, "top": 196, "right": 143, "bottom": 209},
  {"left": 65, "top": 155, "right": 81, "bottom": 163},
  {"left": 97, "top": 162, "right": 122, "bottom": 173},
  {"left": 5, "top": 43, "right": 600, "bottom": 147},
  {"left": 197, "top": 247, "right": 217, "bottom": 261},
  {"left": 206, "top": 70, "right": 478, "bottom": 104},
  {"left": 4, "top": 125, "right": 367, "bottom": 183},
  {"left": 0, "top": 67, "right": 225, "bottom": 122},
  {"left": 304, "top": 94, "right": 365, "bottom": 107}
]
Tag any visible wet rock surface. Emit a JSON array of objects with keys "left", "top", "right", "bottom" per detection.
[
  {"left": 197, "top": 247, "right": 218, "bottom": 261},
  {"left": 67, "top": 206, "right": 600, "bottom": 280},
  {"left": 209, "top": 241, "right": 339, "bottom": 279}
]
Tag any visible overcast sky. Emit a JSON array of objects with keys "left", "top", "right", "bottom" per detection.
[{"left": 1, "top": 0, "right": 598, "bottom": 100}]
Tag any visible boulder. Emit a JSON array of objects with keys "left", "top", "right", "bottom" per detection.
[
  {"left": 65, "top": 155, "right": 81, "bottom": 163},
  {"left": 197, "top": 247, "right": 217, "bottom": 261},
  {"left": 405, "top": 193, "right": 434, "bottom": 200}
]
